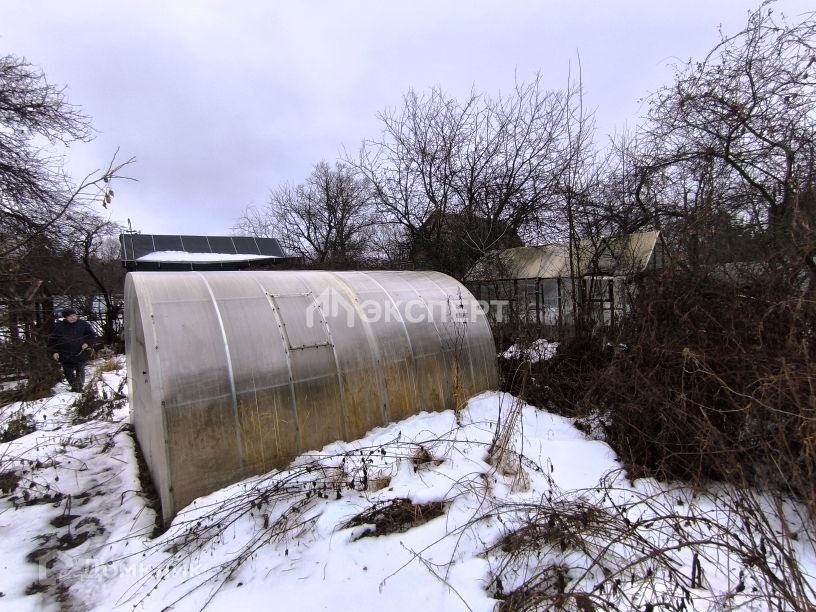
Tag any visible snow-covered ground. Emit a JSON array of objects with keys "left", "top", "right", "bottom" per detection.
[{"left": 1, "top": 360, "right": 814, "bottom": 611}]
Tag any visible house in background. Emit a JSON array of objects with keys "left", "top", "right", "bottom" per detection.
[
  {"left": 119, "top": 234, "right": 301, "bottom": 272},
  {"left": 407, "top": 210, "right": 524, "bottom": 279},
  {"left": 465, "top": 231, "right": 664, "bottom": 330}
]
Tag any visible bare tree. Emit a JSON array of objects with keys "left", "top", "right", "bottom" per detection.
[
  {"left": 64, "top": 215, "right": 125, "bottom": 346},
  {"left": 350, "top": 75, "right": 583, "bottom": 278},
  {"left": 637, "top": 2, "right": 816, "bottom": 284},
  {"left": 235, "top": 161, "right": 375, "bottom": 268},
  {"left": 1, "top": 54, "right": 133, "bottom": 390},
  {"left": 1, "top": 55, "right": 133, "bottom": 259},
  {"left": 0, "top": 54, "right": 90, "bottom": 251},
  {"left": 231, "top": 203, "right": 277, "bottom": 240}
]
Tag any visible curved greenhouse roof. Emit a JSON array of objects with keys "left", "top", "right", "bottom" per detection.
[{"left": 125, "top": 270, "right": 497, "bottom": 522}]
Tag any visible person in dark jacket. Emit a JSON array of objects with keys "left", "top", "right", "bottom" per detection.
[{"left": 48, "top": 308, "right": 97, "bottom": 392}]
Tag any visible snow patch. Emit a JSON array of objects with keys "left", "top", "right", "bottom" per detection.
[
  {"left": 500, "top": 338, "right": 559, "bottom": 362},
  {"left": 136, "top": 251, "right": 275, "bottom": 262}
]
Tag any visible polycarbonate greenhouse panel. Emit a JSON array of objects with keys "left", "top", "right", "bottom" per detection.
[{"left": 125, "top": 270, "right": 498, "bottom": 523}]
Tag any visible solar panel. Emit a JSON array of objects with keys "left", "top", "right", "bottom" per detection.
[
  {"left": 118, "top": 235, "right": 131, "bottom": 261},
  {"left": 128, "top": 234, "right": 157, "bottom": 260},
  {"left": 231, "top": 236, "right": 262, "bottom": 255},
  {"left": 256, "top": 237, "right": 285, "bottom": 257},
  {"left": 153, "top": 235, "right": 183, "bottom": 252},
  {"left": 207, "top": 236, "right": 237, "bottom": 254},
  {"left": 178, "top": 235, "right": 210, "bottom": 253}
]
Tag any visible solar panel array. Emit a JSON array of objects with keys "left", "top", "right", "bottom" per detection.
[{"left": 119, "top": 234, "right": 290, "bottom": 271}]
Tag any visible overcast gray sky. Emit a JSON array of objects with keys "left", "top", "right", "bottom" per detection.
[{"left": 2, "top": 1, "right": 813, "bottom": 236}]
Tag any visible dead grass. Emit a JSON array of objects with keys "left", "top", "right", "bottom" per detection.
[
  {"left": 412, "top": 445, "right": 442, "bottom": 470},
  {"left": 0, "top": 471, "right": 21, "bottom": 494},
  {"left": 0, "top": 413, "right": 36, "bottom": 443},
  {"left": 341, "top": 498, "right": 446, "bottom": 539},
  {"left": 98, "top": 358, "right": 121, "bottom": 373},
  {"left": 496, "top": 506, "right": 603, "bottom": 555},
  {"left": 72, "top": 372, "right": 126, "bottom": 423}
]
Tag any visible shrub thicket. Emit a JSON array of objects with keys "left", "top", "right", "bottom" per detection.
[{"left": 504, "top": 266, "right": 816, "bottom": 520}]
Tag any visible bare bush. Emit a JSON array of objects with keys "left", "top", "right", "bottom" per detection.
[
  {"left": 485, "top": 477, "right": 816, "bottom": 611},
  {"left": 117, "top": 437, "right": 463, "bottom": 609},
  {"left": 578, "top": 269, "right": 816, "bottom": 514}
]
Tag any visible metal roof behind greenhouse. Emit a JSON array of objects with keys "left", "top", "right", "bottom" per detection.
[
  {"left": 466, "top": 231, "right": 662, "bottom": 281},
  {"left": 119, "top": 234, "right": 297, "bottom": 271}
]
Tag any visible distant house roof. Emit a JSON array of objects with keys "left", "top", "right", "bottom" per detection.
[
  {"left": 120, "top": 234, "right": 299, "bottom": 271},
  {"left": 466, "top": 231, "right": 662, "bottom": 281}
]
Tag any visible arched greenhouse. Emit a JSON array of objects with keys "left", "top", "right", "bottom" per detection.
[{"left": 125, "top": 270, "right": 498, "bottom": 522}]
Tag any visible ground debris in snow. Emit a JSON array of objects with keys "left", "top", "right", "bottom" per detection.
[
  {"left": 500, "top": 339, "right": 559, "bottom": 362},
  {"left": 341, "top": 498, "right": 446, "bottom": 540},
  {"left": 1, "top": 362, "right": 815, "bottom": 612}
]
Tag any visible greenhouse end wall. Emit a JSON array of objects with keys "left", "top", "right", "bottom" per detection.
[{"left": 125, "top": 270, "right": 498, "bottom": 523}]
